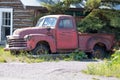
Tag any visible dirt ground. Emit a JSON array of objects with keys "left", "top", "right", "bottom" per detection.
[{"left": 0, "top": 61, "right": 119, "bottom": 80}]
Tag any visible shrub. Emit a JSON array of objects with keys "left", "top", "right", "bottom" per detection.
[
  {"left": 111, "top": 50, "right": 120, "bottom": 64},
  {"left": 69, "top": 50, "right": 87, "bottom": 61}
]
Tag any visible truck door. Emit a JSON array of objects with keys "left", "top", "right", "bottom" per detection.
[{"left": 56, "top": 17, "right": 78, "bottom": 49}]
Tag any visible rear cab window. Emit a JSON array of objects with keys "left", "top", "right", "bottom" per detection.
[{"left": 59, "top": 18, "right": 74, "bottom": 29}]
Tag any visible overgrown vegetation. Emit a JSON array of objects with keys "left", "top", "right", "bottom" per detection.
[
  {"left": 0, "top": 48, "right": 46, "bottom": 63},
  {"left": 69, "top": 50, "right": 87, "bottom": 61},
  {"left": 78, "top": 9, "right": 120, "bottom": 39},
  {"left": 0, "top": 47, "right": 15, "bottom": 63},
  {"left": 0, "top": 47, "right": 87, "bottom": 63},
  {"left": 83, "top": 50, "right": 120, "bottom": 78}
]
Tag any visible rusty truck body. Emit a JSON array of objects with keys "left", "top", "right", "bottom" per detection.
[{"left": 5, "top": 15, "right": 115, "bottom": 58}]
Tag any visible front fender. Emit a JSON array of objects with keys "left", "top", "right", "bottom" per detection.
[{"left": 26, "top": 34, "right": 56, "bottom": 53}]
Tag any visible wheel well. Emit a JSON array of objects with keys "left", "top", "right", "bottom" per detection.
[
  {"left": 37, "top": 41, "right": 50, "bottom": 50},
  {"left": 94, "top": 42, "right": 106, "bottom": 49},
  {"left": 37, "top": 41, "right": 50, "bottom": 47}
]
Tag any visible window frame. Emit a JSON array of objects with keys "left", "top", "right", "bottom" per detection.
[
  {"left": 0, "top": 8, "right": 13, "bottom": 41},
  {"left": 2, "top": 12, "right": 11, "bottom": 27}
]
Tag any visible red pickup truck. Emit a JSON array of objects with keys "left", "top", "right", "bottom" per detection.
[{"left": 5, "top": 15, "right": 115, "bottom": 58}]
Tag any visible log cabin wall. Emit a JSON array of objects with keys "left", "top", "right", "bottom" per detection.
[{"left": 0, "top": 0, "right": 35, "bottom": 31}]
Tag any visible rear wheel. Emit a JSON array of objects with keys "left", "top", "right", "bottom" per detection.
[
  {"left": 31, "top": 44, "right": 50, "bottom": 55},
  {"left": 92, "top": 45, "right": 107, "bottom": 59}
]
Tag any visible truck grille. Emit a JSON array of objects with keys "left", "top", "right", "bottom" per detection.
[{"left": 8, "top": 38, "right": 27, "bottom": 47}]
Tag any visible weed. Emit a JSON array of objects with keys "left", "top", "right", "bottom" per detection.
[
  {"left": 83, "top": 50, "right": 120, "bottom": 78},
  {"left": 0, "top": 56, "right": 6, "bottom": 63},
  {"left": 69, "top": 50, "right": 88, "bottom": 61},
  {"left": 0, "top": 47, "right": 88, "bottom": 63}
]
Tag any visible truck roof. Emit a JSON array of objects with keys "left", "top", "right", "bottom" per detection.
[{"left": 41, "top": 15, "right": 73, "bottom": 18}]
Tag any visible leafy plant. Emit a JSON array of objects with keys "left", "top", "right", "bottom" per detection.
[
  {"left": 111, "top": 50, "right": 120, "bottom": 64},
  {"left": 69, "top": 50, "right": 87, "bottom": 61}
]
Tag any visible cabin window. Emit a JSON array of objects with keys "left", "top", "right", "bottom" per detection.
[
  {"left": 1, "top": 12, "right": 11, "bottom": 40},
  {"left": 0, "top": 8, "right": 13, "bottom": 41},
  {"left": 2, "top": 12, "right": 11, "bottom": 37},
  {"left": 2, "top": 12, "right": 11, "bottom": 27}
]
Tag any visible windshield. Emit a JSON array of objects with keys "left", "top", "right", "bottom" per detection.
[
  {"left": 36, "top": 18, "right": 44, "bottom": 27},
  {"left": 36, "top": 17, "right": 57, "bottom": 28}
]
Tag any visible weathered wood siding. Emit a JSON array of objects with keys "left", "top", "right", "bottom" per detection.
[{"left": 0, "top": 0, "right": 35, "bottom": 30}]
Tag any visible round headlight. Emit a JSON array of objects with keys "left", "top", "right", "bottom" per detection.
[{"left": 24, "top": 35, "right": 31, "bottom": 41}]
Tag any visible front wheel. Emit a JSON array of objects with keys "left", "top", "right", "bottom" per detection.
[
  {"left": 31, "top": 44, "right": 50, "bottom": 55},
  {"left": 92, "top": 45, "right": 107, "bottom": 59}
]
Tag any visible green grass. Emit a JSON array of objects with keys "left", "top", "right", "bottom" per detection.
[
  {"left": 83, "top": 50, "right": 120, "bottom": 78},
  {"left": 0, "top": 47, "right": 87, "bottom": 63},
  {"left": 0, "top": 47, "right": 15, "bottom": 63},
  {"left": 0, "top": 47, "right": 47, "bottom": 63}
]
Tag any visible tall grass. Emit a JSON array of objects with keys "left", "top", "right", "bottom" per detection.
[
  {"left": 0, "top": 47, "right": 15, "bottom": 63},
  {"left": 83, "top": 50, "right": 120, "bottom": 78},
  {"left": 0, "top": 47, "right": 87, "bottom": 63},
  {"left": 0, "top": 47, "right": 46, "bottom": 63}
]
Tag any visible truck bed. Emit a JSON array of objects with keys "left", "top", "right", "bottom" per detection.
[{"left": 78, "top": 32, "right": 115, "bottom": 52}]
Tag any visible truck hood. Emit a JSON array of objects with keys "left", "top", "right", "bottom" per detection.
[{"left": 13, "top": 27, "right": 49, "bottom": 38}]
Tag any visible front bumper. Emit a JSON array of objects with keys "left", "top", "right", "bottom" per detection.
[{"left": 4, "top": 46, "right": 28, "bottom": 51}]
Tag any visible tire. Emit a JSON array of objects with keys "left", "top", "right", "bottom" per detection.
[
  {"left": 31, "top": 44, "right": 50, "bottom": 55},
  {"left": 92, "top": 45, "right": 107, "bottom": 59}
]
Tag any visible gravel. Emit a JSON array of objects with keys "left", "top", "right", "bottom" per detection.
[{"left": 0, "top": 61, "right": 119, "bottom": 80}]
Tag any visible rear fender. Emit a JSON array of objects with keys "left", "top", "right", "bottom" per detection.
[
  {"left": 26, "top": 34, "right": 56, "bottom": 53},
  {"left": 87, "top": 37, "right": 112, "bottom": 51}
]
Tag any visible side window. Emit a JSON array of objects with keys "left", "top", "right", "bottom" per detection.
[{"left": 59, "top": 18, "right": 73, "bottom": 28}]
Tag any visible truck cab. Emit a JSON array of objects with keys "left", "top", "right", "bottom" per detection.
[{"left": 5, "top": 15, "right": 115, "bottom": 58}]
